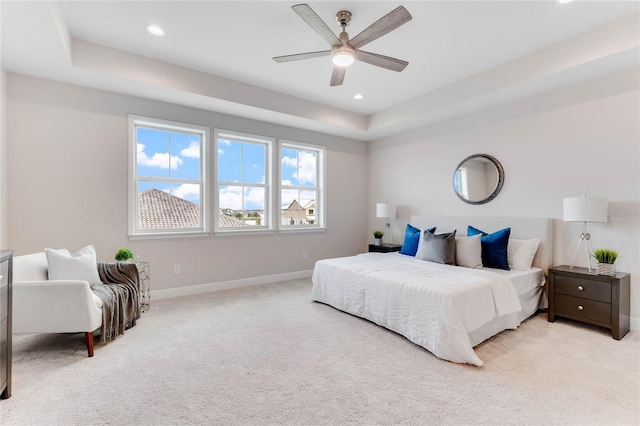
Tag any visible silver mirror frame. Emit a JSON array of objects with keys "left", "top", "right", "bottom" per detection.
[{"left": 453, "top": 154, "right": 504, "bottom": 205}]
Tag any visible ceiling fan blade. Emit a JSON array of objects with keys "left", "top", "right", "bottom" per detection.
[
  {"left": 292, "top": 4, "right": 342, "bottom": 47},
  {"left": 355, "top": 51, "right": 408, "bottom": 72},
  {"left": 349, "top": 6, "right": 412, "bottom": 50},
  {"left": 273, "top": 50, "right": 331, "bottom": 63},
  {"left": 330, "top": 66, "right": 346, "bottom": 87}
]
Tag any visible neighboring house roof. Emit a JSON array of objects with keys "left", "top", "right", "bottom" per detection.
[
  {"left": 282, "top": 199, "right": 307, "bottom": 220},
  {"left": 138, "top": 188, "right": 247, "bottom": 228},
  {"left": 219, "top": 214, "right": 249, "bottom": 228}
]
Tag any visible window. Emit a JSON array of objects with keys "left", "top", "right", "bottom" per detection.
[
  {"left": 280, "top": 141, "right": 325, "bottom": 229},
  {"left": 214, "top": 130, "right": 273, "bottom": 233},
  {"left": 129, "top": 115, "right": 209, "bottom": 237}
]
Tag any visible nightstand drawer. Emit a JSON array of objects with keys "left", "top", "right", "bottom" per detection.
[
  {"left": 554, "top": 275, "right": 611, "bottom": 303},
  {"left": 555, "top": 294, "right": 611, "bottom": 325}
]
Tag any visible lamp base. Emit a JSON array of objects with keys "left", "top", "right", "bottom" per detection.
[{"left": 570, "top": 223, "right": 594, "bottom": 273}]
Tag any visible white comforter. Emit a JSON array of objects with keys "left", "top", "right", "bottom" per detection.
[{"left": 311, "top": 253, "right": 523, "bottom": 366}]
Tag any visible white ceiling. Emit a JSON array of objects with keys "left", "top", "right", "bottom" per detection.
[{"left": 1, "top": 1, "right": 638, "bottom": 141}]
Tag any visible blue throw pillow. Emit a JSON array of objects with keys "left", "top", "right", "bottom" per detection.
[
  {"left": 400, "top": 224, "right": 436, "bottom": 256},
  {"left": 467, "top": 226, "right": 511, "bottom": 270}
]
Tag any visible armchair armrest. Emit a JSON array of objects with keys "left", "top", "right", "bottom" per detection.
[{"left": 12, "top": 280, "right": 103, "bottom": 334}]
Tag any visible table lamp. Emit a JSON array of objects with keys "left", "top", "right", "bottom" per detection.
[{"left": 563, "top": 195, "right": 608, "bottom": 272}]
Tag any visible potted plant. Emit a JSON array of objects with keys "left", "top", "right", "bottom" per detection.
[
  {"left": 115, "top": 248, "right": 135, "bottom": 262},
  {"left": 373, "top": 230, "right": 384, "bottom": 246},
  {"left": 592, "top": 248, "right": 617, "bottom": 276}
]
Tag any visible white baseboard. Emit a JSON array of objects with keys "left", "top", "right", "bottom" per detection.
[
  {"left": 151, "top": 269, "right": 313, "bottom": 302},
  {"left": 630, "top": 316, "right": 640, "bottom": 332}
]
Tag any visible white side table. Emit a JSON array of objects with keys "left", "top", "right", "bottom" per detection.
[{"left": 136, "top": 261, "right": 150, "bottom": 312}]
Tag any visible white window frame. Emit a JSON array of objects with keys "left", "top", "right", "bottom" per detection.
[
  {"left": 278, "top": 140, "right": 326, "bottom": 232},
  {"left": 213, "top": 129, "right": 274, "bottom": 235},
  {"left": 128, "top": 115, "right": 210, "bottom": 239}
]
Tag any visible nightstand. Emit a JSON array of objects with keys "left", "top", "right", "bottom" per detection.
[
  {"left": 368, "top": 243, "right": 402, "bottom": 253},
  {"left": 548, "top": 265, "right": 630, "bottom": 340}
]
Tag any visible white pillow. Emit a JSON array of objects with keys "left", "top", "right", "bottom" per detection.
[
  {"left": 507, "top": 238, "right": 540, "bottom": 270},
  {"left": 45, "top": 245, "right": 101, "bottom": 285},
  {"left": 455, "top": 234, "right": 482, "bottom": 269}
]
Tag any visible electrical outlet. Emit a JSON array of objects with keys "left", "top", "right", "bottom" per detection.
[
  {"left": 303, "top": 252, "right": 308, "bottom": 260},
  {"left": 173, "top": 265, "right": 181, "bottom": 274}
]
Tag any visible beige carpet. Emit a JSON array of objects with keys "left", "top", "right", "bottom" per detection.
[{"left": 1, "top": 279, "right": 638, "bottom": 425}]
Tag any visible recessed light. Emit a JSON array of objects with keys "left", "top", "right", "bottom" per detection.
[
  {"left": 557, "top": 0, "right": 573, "bottom": 4},
  {"left": 146, "top": 24, "right": 166, "bottom": 37},
  {"left": 354, "top": 94, "right": 364, "bottom": 100}
]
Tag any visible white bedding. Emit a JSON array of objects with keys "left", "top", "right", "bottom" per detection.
[{"left": 311, "top": 252, "right": 535, "bottom": 366}]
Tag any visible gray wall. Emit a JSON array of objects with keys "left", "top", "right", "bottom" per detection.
[
  {"left": 6, "top": 74, "right": 368, "bottom": 292},
  {"left": 367, "top": 69, "right": 640, "bottom": 327}
]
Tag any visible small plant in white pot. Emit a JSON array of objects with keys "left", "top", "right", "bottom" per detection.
[
  {"left": 115, "top": 248, "right": 135, "bottom": 262},
  {"left": 373, "top": 230, "right": 384, "bottom": 246},
  {"left": 592, "top": 248, "right": 617, "bottom": 276}
]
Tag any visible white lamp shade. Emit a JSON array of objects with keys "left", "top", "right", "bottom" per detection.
[
  {"left": 563, "top": 196, "right": 608, "bottom": 223},
  {"left": 376, "top": 203, "right": 396, "bottom": 219}
]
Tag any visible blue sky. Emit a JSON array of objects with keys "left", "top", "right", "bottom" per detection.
[{"left": 137, "top": 127, "right": 317, "bottom": 211}]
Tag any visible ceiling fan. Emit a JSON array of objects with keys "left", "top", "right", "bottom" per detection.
[{"left": 273, "top": 4, "right": 412, "bottom": 87}]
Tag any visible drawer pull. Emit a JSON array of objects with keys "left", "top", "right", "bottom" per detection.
[
  {"left": 577, "top": 285, "right": 584, "bottom": 291},
  {"left": 577, "top": 305, "right": 584, "bottom": 311}
]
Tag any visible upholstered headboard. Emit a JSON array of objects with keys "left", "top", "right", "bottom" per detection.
[{"left": 410, "top": 215, "right": 554, "bottom": 274}]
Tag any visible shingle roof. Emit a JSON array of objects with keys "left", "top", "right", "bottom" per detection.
[{"left": 138, "top": 188, "right": 247, "bottom": 228}]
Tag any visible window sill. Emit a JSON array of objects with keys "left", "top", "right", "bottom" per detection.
[
  {"left": 278, "top": 227, "right": 327, "bottom": 234},
  {"left": 214, "top": 229, "right": 276, "bottom": 237},
  {"left": 128, "top": 231, "right": 210, "bottom": 240}
]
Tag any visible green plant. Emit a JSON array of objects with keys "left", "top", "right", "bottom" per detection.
[
  {"left": 592, "top": 248, "right": 618, "bottom": 264},
  {"left": 115, "top": 248, "right": 134, "bottom": 262},
  {"left": 373, "top": 230, "right": 384, "bottom": 239}
]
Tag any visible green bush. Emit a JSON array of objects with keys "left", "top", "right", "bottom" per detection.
[
  {"left": 115, "top": 248, "right": 134, "bottom": 262},
  {"left": 592, "top": 248, "right": 617, "bottom": 264}
]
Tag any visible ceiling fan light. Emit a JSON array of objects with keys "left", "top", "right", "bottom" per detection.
[
  {"left": 146, "top": 24, "right": 166, "bottom": 37},
  {"left": 332, "top": 51, "right": 355, "bottom": 67}
]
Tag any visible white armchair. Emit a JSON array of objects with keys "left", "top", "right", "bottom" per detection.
[{"left": 12, "top": 252, "right": 103, "bottom": 357}]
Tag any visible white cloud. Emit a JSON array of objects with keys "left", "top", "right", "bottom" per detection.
[
  {"left": 137, "top": 143, "right": 183, "bottom": 169},
  {"left": 282, "top": 156, "right": 297, "bottom": 167},
  {"left": 219, "top": 186, "right": 264, "bottom": 210},
  {"left": 282, "top": 152, "right": 316, "bottom": 185},
  {"left": 220, "top": 139, "right": 232, "bottom": 146},
  {"left": 180, "top": 141, "right": 200, "bottom": 158},
  {"left": 219, "top": 186, "right": 243, "bottom": 210},
  {"left": 172, "top": 184, "right": 200, "bottom": 203},
  {"left": 218, "top": 148, "right": 224, "bottom": 155}
]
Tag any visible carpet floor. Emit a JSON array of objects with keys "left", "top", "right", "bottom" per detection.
[{"left": 1, "top": 278, "right": 638, "bottom": 425}]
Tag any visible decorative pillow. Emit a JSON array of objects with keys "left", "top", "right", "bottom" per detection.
[
  {"left": 508, "top": 238, "right": 540, "bottom": 270},
  {"left": 45, "top": 245, "right": 101, "bottom": 285},
  {"left": 400, "top": 224, "right": 436, "bottom": 256},
  {"left": 415, "top": 230, "right": 457, "bottom": 265},
  {"left": 467, "top": 226, "right": 511, "bottom": 270},
  {"left": 455, "top": 234, "right": 483, "bottom": 269}
]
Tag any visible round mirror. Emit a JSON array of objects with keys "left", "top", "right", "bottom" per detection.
[{"left": 453, "top": 154, "right": 504, "bottom": 205}]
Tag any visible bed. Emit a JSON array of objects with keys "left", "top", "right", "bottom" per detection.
[{"left": 311, "top": 215, "right": 553, "bottom": 366}]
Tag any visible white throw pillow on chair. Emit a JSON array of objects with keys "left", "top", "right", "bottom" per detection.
[{"left": 45, "top": 245, "right": 102, "bottom": 285}]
